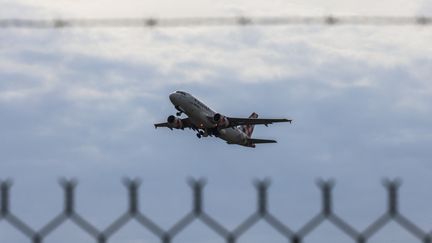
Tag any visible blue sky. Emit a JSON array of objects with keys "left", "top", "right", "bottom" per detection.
[{"left": 1, "top": 1, "right": 432, "bottom": 243}]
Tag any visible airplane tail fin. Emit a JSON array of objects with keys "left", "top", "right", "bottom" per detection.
[{"left": 242, "top": 112, "right": 258, "bottom": 137}]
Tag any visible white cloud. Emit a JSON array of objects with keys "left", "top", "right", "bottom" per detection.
[
  {"left": 9, "top": 0, "right": 426, "bottom": 18},
  {"left": 2, "top": 0, "right": 429, "bottom": 90},
  {"left": 1, "top": 2, "right": 432, "bottom": 243}
]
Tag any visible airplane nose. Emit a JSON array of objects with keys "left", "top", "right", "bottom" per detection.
[{"left": 169, "top": 93, "right": 177, "bottom": 104}]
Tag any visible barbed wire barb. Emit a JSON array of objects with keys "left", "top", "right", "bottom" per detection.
[{"left": 0, "top": 16, "right": 431, "bottom": 29}]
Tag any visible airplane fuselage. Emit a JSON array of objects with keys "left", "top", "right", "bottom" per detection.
[{"left": 169, "top": 91, "right": 250, "bottom": 146}]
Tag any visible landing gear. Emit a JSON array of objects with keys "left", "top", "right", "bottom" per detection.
[
  {"left": 196, "top": 130, "right": 206, "bottom": 139},
  {"left": 175, "top": 106, "right": 183, "bottom": 116}
]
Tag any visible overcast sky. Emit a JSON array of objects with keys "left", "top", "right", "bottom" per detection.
[{"left": 1, "top": 0, "right": 432, "bottom": 243}]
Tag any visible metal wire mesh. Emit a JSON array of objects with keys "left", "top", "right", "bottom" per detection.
[
  {"left": 0, "top": 178, "right": 429, "bottom": 242},
  {"left": 0, "top": 16, "right": 431, "bottom": 29}
]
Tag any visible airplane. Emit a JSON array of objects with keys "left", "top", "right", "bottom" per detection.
[{"left": 154, "top": 91, "right": 292, "bottom": 148}]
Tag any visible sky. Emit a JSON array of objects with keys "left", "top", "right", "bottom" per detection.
[{"left": 1, "top": 0, "right": 432, "bottom": 242}]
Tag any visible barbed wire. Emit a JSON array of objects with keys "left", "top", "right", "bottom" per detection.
[
  {"left": 0, "top": 178, "right": 430, "bottom": 243},
  {"left": 0, "top": 16, "right": 431, "bottom": 29}
]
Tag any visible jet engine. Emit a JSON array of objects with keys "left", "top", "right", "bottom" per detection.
[
  {"left": 213, "top": 113, "right": 230, "bottom": 128},
  {"left": 167, "top": 115, "right": 183, "bottom": 129}
]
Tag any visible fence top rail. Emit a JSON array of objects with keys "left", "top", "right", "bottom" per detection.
[{"left": 0, "top": 16, "right": 431, "bottom": 29}]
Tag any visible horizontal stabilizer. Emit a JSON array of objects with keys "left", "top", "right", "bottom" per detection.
[
  {"left": 207, "top": 116, "right": 292, "bottom": 127},
  {"left": 248, "top": 138, "right": 277, "bottom": 144}
]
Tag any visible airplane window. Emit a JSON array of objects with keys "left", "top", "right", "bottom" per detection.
[{"left": 176, "top": 91, "right": 187, "bottom": 95}]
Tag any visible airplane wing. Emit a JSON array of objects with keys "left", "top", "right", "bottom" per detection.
[
  {"left": 225, "top": 117, "right": 291, "bottom": 126},
  {"left": 154, "top": 118, "right": 194, "bottom": 130},
  {"left": 248, "top": 138, "right": 277, "bottom": 144}
]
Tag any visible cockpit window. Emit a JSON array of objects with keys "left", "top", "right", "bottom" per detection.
[{"left": 176, "top": 91, "right": 188, "bottom": 96}]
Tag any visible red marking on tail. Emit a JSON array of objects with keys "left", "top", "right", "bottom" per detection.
[{"left": 242, "top": 112, "right": 258, "bottom": 137}]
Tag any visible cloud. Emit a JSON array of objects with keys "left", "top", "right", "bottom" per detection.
[
  {"left": 8, "top": 0, "right": 426, "bottom": 18},
  {"left": 1, "top": 1, "right": 432, "bottom": 243}
]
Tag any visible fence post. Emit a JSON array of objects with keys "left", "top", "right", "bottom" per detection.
[
  {"left": 123, "top": 178, "right": 141, "bottom": 215},
  {"left": 59, "top": 179, "right": 77, "bottom": 216},
  {"left": 383, "top": 179, "right": 401, "bottom": 217},
  {"left": 188, "top": 178, "right": 206, "bottom": 216},
  {"left": 1, "top": 180, "right": 12, "bottom": 216},
  {"left": 317, "top": 179, "right": 335, "bottom": 216},
  {"left": 254, "top": 179, "right": 270, "bottom": 216}
]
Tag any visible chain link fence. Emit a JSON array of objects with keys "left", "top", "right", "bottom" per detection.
[{"left": 0, "top": 178, "right": 429, "bottom": 243}]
